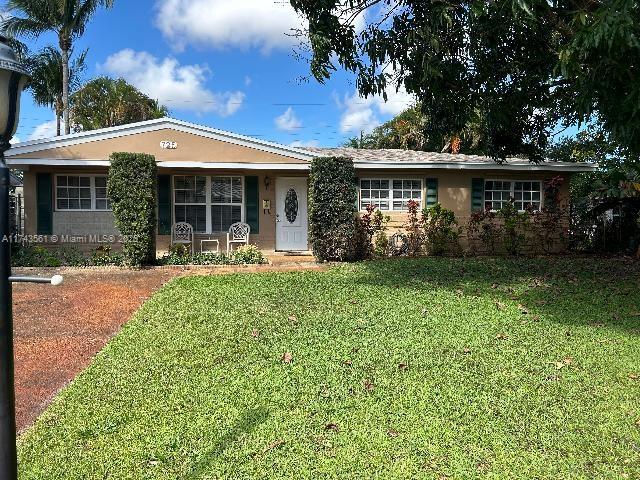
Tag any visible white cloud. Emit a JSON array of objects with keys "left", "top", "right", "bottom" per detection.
[
  {"left": 100, "top": 49, "right": 245, "bottom": 116},
  {"left": 290, "top": 139, "right": 320, "bottom": 148},
  {"left": 10, "top": 135, "right": 20, "bottom": 145},
  {"left": 28, "top": 120, "right": 61, "bottom": 140},
  {"left": 154, "top": 0, "right": 367, "bottom": 53},
  {"left": 337, "top": 85, "right": 415, "bottom": 134},
  {"left": 275, "top": 107, "right": 302, "bottom": 132},
  {"left": 155, "top": 0, "right": 302, "bottom": 52}
]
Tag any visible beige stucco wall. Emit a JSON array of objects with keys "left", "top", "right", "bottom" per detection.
[
  {"left": 21, "top": 163, "right": 572, "bottom": 253},
  {"left": 357, "top": 169, "right": 572, "bottom": 252},
  {"left": 358, "top": 169, "right": 570, "bottom": 225},
  {"left": 12, "top": 128, "right": 308, "bottom": 164},
  {"left": 22, "top": 167, "right": 306, "bottom": 252}
]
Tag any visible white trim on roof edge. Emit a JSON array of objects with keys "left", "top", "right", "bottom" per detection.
[
  {"left": 6, "top": 158, "right": 595, "bottom": 172},
  {"left": 6, "top": 117, "right": 316, "bottom": 161},
  {"left": 353, "top": 161, "right": 597, "bottom": 172}
]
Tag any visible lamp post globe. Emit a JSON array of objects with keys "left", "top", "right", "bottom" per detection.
[
  {"left": 0, "top": 34, "right": 28, "bottom": 480},
  {"left": 0, "top": 36, "right": 28, "bottom": 152}
]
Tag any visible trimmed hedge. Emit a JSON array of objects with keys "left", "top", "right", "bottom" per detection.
[
  {"left": 108, "top": 152, "right": 158, "bottom": 266},
  {"left": 309, "top": 156, "right": 367, "bottom": 261}
]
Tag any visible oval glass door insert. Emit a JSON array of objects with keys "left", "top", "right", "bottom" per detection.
[{"left": 285, "top": 188, "right": 299, "bottom": 223}]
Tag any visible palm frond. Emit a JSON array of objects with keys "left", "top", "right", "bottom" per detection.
[{"left": 2, "top": 15, "right": 50, "bottom": 38}]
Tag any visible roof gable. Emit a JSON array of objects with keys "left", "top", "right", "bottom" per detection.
[{"left": 7, "top": 118, "right": 315, "bottom": 163}]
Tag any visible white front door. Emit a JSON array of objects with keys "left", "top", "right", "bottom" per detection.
[{"left": 276, "top": 177, "right": 308, "bottom": 251}]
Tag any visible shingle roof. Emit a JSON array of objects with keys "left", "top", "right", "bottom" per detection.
[{"left": 305, "top": 147, "right": 545, "bottom": 165}]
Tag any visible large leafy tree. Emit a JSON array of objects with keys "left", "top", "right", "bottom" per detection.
[
  {"left": 548, "top": 125, "right": 640, "bottom": 253},
  {"left": 25, "top": 46, "right": 86, "bottom": 136},
  {"left": 290, "top": 0, "right": 640, "bottom": 161},
  {"left": 346, "top": 103, "right": 485, "bottom": 154},
  {"left": 3, "top": 0, "right": 115, "bottom": 135},
  {"left": 547, "top": 125, "right": 640, "bottom": 201},
  {"left": 70, "top": 77, "right": 168, "bottom": 131}
]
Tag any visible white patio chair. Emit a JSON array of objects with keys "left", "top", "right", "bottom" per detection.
[
  {"left": 171, "top": 222, "right": 194, "bottom": 255},
  {"left": 227, "top": 222, "right": 250, "bottom": 252}
]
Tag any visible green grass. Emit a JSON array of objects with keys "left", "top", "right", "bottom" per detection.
[{"left": 18, "top": 257, "right": 640, "bottom": 479}]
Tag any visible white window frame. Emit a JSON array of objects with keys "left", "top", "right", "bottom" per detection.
[
  {"left": 172, "top": 175, "right": 245, "bottom": 234},
  {"left": 54, "top": 174, "right": 111, "bottom": 212},
  {"left": 359, "top": 177, "right": 423, "bottom": 212},
  {"left": 484, "top": 179, "right": 543, "bottom": 212}
]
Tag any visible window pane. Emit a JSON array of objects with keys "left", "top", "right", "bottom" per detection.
[
  {"left": 211, "top": 205, "right": 242, "bottom": 232},
  {"left": 360, "top": 180, "right": 370, "bottom": 189},
  {"left": 95, "top": 177, "right": 106, "bottom": 188},
  {"left": 175, "top": 176, "right": 206, "bottom": 204},
  {"left": 232, "top": 177, "right": 242, "bottom": 202},
  {"left": 95, "top": 199, "right": 107, "bottom": 210},
  {"left": 175, "top": 205, "right": 207, "bottom": 233},
  {"left": 57, "top": 199, "right": 68, "bottom": 210},
  {"left": 212, "top": 177, "right": 231, "bottom": 203},
  {"left": 68, "top": 199, "right": 80, "bottom": 209}
]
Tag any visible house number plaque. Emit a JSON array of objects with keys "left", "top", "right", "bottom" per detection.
[{"left": 160, "top": 141, "right": 178, "bottom": 149}]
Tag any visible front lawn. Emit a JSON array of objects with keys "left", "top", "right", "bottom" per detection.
[{"left": 18, "top": 258, "right": 640, "bottom": 479}]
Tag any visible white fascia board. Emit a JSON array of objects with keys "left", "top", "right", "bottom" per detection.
[
  {"left": 157, "top": 162, "right": 309, "bottom": 170},
  {"left": 6, "top": 158, "right": 311, "bottom": 171},
  {"left": 354, "top": 162, "right": 598, "bottom": 172},
  {"left": 6, "top": 159, "right": 111, "bottom": 167},
  {"left": 6, "top": 118, "right": 316, "bottom": 162}
]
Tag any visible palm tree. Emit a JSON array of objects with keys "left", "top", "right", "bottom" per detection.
[
  {"left": 25, "top": 46, "right": 86, "bottom": 136},
  {"left": 71, "top": 77, "right": 168, "bottom": 131},
  {"left": 2, "top": 0, "right": 114, "bottom": 135}
]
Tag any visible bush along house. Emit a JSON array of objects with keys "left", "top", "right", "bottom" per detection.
[{"left": 5, "top": 118, "right": 595, "bottom": 253}]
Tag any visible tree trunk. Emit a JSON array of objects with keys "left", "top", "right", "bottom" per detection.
[
  {"left": 60, "top": 36, "right": 71, "bottom": 135},
  {"left": 56, "top": 113, "right": 61, "bottom": 137}
]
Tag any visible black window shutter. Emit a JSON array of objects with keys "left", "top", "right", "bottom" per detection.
[
  {"left": 36, "top": 173, "right": 53, "bottom": 235},
  {"left": 471, "top": 178, "right": 484, "bottom": 211},
  {"left": 425, "top": 178, "right": 438, "bottom": 207},
  {"left": 157, "top": 175, "right": 172, "bottom": 235},
  {"left": 245, "top": 176, "right": 259, "bottom": 234}
]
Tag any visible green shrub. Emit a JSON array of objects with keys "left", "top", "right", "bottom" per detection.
[
  {"left": 11, "top": 245, "right": 93, "bottom": 267},
  {"left": 499, "top": 201, "right": 530, "bottom": 255},
  {"left": 309, "top": 156, "right": 367, "bottom": 261},
  {"left": 90, "top": 246, "right": 124, "bottom": 266},
  {"left": 12, "top": 245, "right": 61, "bottom": 267},
  {"left": 158, "top": 244, "right": 266, "bottom": 266},
  {"left": 232, "top": 245, "right": 267, "bottom": 264},
  {"left": 361, "top": 205, "right": 391, "bottom": 258},
  {"left": 421, "top": 203, "right": 461, "bottom": 256},
  {"left": 467, "top": 209, "right": 500, "bottom": 254},
  {"left": 108, "top": 152, "right": 157, "bottom": 266}
]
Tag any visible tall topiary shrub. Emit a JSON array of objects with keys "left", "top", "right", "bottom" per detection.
[
  {"left": 309, "top": 156, "right": 366, "bottom": 261},
  {"left": 108, "top": 152, "right": 157, "bottom": 266}
]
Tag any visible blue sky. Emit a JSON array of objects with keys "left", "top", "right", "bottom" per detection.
[{"left": 12, "top": 0, "right": 414, "bottom": 147}]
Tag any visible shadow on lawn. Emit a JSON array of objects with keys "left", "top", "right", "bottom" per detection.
[
  {"left": 183, "top": 407, "right": 269, "bottom": 480},
  {"left": 350, "top": 256, "right": 640, "bottom": 334}
]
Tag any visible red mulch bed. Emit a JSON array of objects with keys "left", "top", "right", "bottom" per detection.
[{"left": 12, "top": 269, "right": 178, "bottom": 432}]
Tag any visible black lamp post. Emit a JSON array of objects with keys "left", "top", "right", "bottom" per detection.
[
  {"left": 0, "top": 35, "right": 29, "bottom": 480},
  {"left": 0, "top": 36, "right": 63, "bottom": 480}
]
